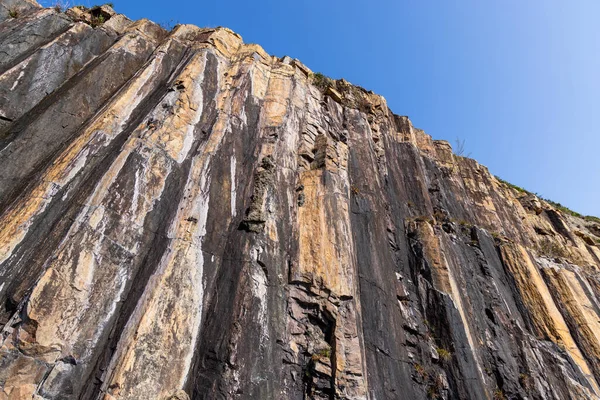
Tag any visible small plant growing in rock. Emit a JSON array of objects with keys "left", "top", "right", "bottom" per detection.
[
  {"left": 427, "top": 375, "right": 445, "bottom": 399},
  {"left": 311, "top": 72, "right": 332, "bottom": 92},
  {"left": 88, "top": 5, "right": 111, "bottom": 27},
  {"left": 458, "top": 219, "right": 471, "bottom": 227},
  {"left": 493, "top": 388, "right": 507, "bottom": 400},
  {"left": 519, "top": 373, "right": 532, "bottom": 391},
  {"left": 52, "top": 0, "right": 71, "bottom": 12},
  {"left": 159, "top": 18, "right": 179, "bottom": 31},
  {"left": 311, "top": 347, "right": 331, "bottom": 362},
  {"left": 454, "top": 137, "right": 471, "bottom": 157},
  {"left": 436, "top": 347, "right": 452, "bottom": 362},
  {"left": 427, "top": 385, "right": 441, "bottom": 399},
  {"left": 91, "top": 13, "right": 105, "bottom": 26},
  {"left": 495, "top": 176, "right": 528, "bottom": 194},
  {"left": 539, "top": 197, "right": 586, "bottom": 219},
  {"left": 8, "top": 8, "right": 18, "bottom": 18},
  {"left": 585, "top": 215, "right": 600, "bottom": 224},
  {"left": 414, "top": 363, "right": 428, "bottom": 379}
]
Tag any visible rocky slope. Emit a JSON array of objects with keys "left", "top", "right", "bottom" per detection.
[{"left": 1, "top": 2, "right": 600, "bottom": 399}]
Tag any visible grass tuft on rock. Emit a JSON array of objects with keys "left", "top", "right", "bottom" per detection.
[
  {"left": 310, "top": 72, "right": 332, "bottom": 92},
  {"left": 495, "top": 175, "right": 598, "bottom": 221},
  {"left": 436, "top": 347, "right": 452, "bottom": 362}
]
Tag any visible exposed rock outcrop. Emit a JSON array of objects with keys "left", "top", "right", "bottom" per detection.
[{"left": 1, "top": 2, "right": 600, "bottom": 399}]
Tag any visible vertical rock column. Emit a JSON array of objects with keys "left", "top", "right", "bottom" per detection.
[
  {"left": 499, "top": 243, "right": 600, "bottom": 396},
  {"left": 288, "top": 90, "right": 368, "bottom": 399}
]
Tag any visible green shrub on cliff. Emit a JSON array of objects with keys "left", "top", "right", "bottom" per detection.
[
  {"left": 436, "top": 347, "right": 452, "bottom": 362},
  {"left": 495, "top": 176, "right": 600, "bottom": 221},
  {"left": 311, "top": 72, "right": 332, "bottom": 91},
  {"left": 495, "top": 176, "right": 528, "bottom": 194}
]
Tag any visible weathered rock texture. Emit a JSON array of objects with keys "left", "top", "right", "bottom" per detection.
[{"left": 1, "top": 2, "right": 600, "bottom": 399}]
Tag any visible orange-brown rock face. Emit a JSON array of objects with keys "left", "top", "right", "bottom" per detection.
[{"left": 1, "top": 2, "right": 600, "bottom": 399}]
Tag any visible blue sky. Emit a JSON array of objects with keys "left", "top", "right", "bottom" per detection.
[{"left": 68, "top": 0, "right": 600, "bottom": 216}]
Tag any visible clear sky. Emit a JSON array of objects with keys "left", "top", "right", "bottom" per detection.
[{"left": 62, "top": 0, "right": 600, "bottom": 216}]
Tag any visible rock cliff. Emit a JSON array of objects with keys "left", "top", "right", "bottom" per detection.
[{"left": 1, "top": 2, "right": 600, "bottom": 399}]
